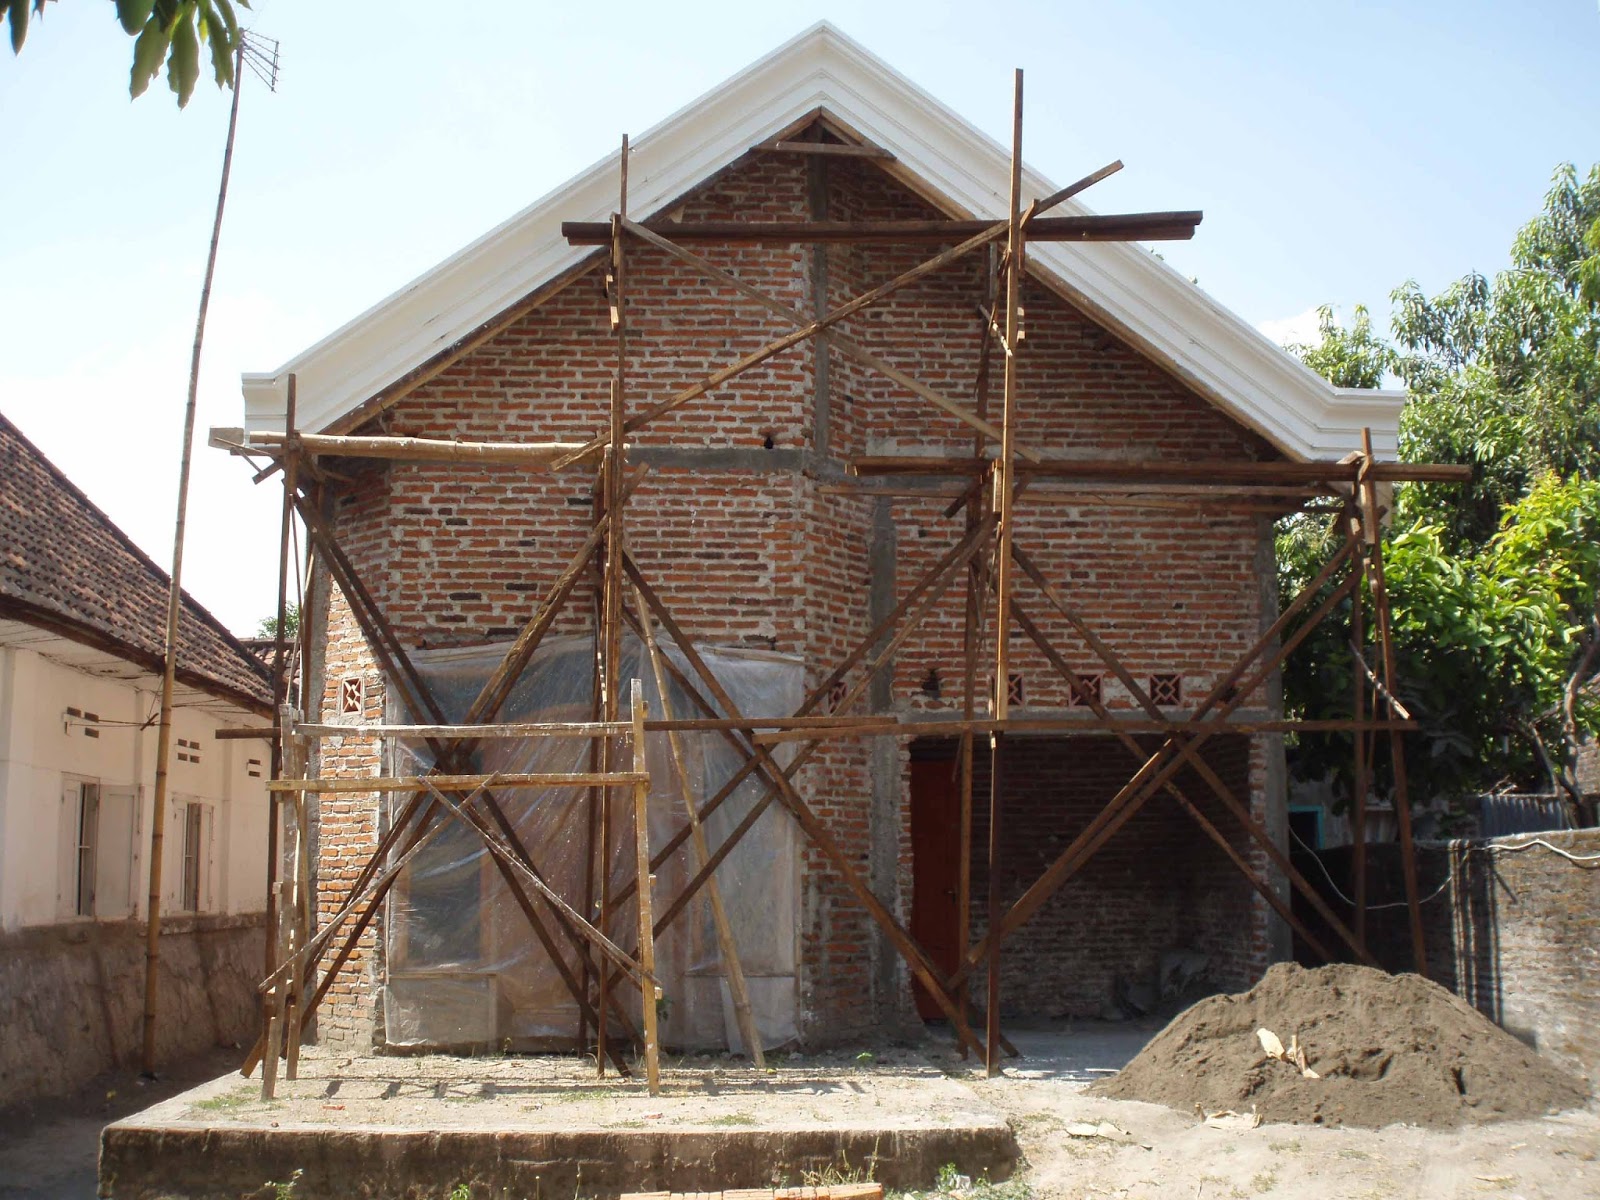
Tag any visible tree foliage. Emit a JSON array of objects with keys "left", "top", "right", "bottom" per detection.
[
  {"left": 255, "top": 604, "right": 300, "bottom": 640},
  {"left": 1393, "top": 163, "right": 1600, "bottom": 549},
  {"left": 1281, "top": 164, "right": 1600, "bottom": 822},
  {"left": 7, "top": 0, "right": 249, "bottom": 107}
]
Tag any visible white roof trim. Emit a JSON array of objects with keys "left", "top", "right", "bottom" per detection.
[{"left": 240, "top": 21, "right": 1402, "bottom": 460}]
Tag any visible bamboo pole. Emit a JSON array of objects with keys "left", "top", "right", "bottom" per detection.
[
  {"left": 982, "top": 67, "right": 1026, "bottom": 1079},
  {"left": 246, "top": 431, "right": 605, "bottom": 466},
  {"left": 633, "top": 583, "right": 766, "bottom": 1066},
  {"left": 143, "top": 43, "right": 247, "bottom": 1076},
  {"left": 631, "top": 680, "right": 663, "bottom": 1094},
  {"left": 1361, "top": 429, "right": 1428, "bottom": 977},
  {"left": 596, "top": 134, "right": 631, "bottom": 1076},
  {"left": 1350, "top": 490, "right": 1370, "bottom": 951}
]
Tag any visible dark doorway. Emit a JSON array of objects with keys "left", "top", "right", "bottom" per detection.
[{"left": 909, "top": 751, "right": 962, "bottom": 1020}]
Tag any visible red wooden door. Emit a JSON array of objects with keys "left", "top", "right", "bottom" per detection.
[{"left": 910, "top": 757, "right": 962, "bottom": 1021}]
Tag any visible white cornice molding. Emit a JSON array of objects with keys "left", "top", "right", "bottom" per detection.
[{"left": 240, "top": 20, "right": 1401, "bottom": 459}]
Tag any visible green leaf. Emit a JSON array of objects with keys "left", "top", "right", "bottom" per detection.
[
  {"left": 115, "top": 0, "right": 157, "bottom": 36},
  {"left": 166, "top": 4, "right": 199, "bottom": 107},
  {"left": 129, "top": 19, "right": 171, "bottom": 99}
]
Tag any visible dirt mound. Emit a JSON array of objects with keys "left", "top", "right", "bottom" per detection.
[{"left": 1089, "top": 962, "right": 1587, "bottom": 1129}]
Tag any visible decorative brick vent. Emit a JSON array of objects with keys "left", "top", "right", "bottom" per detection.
[
  {"left": 176, "top": 737, "right": 201, "bottom": 764},
  {"left": 340, "top": 676, "right": 364, "bottom": 716},
  {"left": 1149, "top": 673, "right": 1183, "bottom": 705},
  {"left": 1006, "top": 673, "right": 1026, "bottom": 707},
  {"left": 1068, "top": 673, "right": 1103, "bottom": 708}
]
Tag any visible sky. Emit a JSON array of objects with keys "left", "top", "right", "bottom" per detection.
[{"left": 2, "top": 1, "right": 1598, "bottom": 637}]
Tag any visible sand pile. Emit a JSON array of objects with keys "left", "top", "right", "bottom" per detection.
[{"left": 1090, "top": 962, "right": 1587, "bottom": 1129}]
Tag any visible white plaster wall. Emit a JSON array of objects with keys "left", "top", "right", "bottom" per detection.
[{"left": 0, "top": 643, "right": 269, "bottom": 931}]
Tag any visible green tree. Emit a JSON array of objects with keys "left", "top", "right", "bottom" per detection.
[
  {"left": 255, "top": 604, "right": 300, "bottom": 640},
  {"left": 1392, "top": 163, "right": 1600, "bottom": 550},
  {"left": 7, "top": 0, "right": 250, "bottom": 106},
  {"left": 1280, "top": 165, "right": 1600, "bottom": 822}
]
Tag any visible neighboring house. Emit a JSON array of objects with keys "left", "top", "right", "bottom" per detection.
[
  {"left": 232, "top": 25, "right": 1404, "bottom": 1053},
  {"left": 0, "top": 411, "right": 273, "bottom": 1104}
]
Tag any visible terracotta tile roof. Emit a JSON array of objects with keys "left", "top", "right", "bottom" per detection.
[{"left": 0, "top": 412, "right": 272, "bottom": 714}]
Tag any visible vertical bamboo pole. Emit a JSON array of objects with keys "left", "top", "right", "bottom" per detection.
[
  {"left": 956, "top": 251, "right": 1000, "bottom": 1054},
  {"left": 1360, "top": 429, "right": 1428, "bottom": 976},
  {"left": 142, "top": 48, "right": 247, "bottom": 1074},
  {"left": 634, "top": 584, "right": 766, "bottom": 1066},
  {"left": 631, "top": 680, "right": 662, "bottom": 1094},
  {"left": 266, "top": 379, "right": 297, "bottom": 967},
  {"left": 578, "top": 582, "right": 604, "bottom": 1054},
  {"left": 597, "top": 135, "right": 631, "bottom": 1074},
  {"left": 985, "top": 68, "right": 1025, "bottom": 1078},
  {"left": 1349, "top": 492, "right": 1369, "bottom": 952},
  {"left": 283, "top": 709, "right": 310, "bottom": 1081}
]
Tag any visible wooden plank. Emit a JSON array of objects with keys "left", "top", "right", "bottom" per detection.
[{"left": 563, "top": 211, "right": 1201, "bottom": 245}]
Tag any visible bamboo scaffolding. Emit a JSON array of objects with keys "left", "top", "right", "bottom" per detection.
[{"left": 236, "top": 74, "right": 1448, "bottom": 1075}]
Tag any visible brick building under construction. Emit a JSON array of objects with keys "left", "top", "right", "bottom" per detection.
[{"left": 223, "top": 25, "right": 1444, "bottom": 1074}]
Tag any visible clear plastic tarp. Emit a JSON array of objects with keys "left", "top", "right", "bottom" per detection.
[{"left": 379, "top": 633, "right": 802, "bottom": 1053}]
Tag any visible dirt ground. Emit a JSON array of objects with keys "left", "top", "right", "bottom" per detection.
[
  {"left": 8, "top": 1024, "right": 1598, "bottom": 1199},
  {"left": 982, "top": 1027, "right": 1600, "bottom": 1200},
  {"left": 0, "top": 1045, "right": 241, "bottom": 1200}
]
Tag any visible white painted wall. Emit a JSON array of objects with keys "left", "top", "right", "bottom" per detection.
[{"left": 0, "top": 642, "right": 269, "bottom": 931}]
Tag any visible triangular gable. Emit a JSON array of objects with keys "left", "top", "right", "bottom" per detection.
[{"left": 239, "top": 21, "right": 1402, "bottom": 460}]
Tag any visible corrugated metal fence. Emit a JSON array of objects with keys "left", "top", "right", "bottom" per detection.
[{"left": 1476, "top": 793, "right": 1571, "bottom": 838}]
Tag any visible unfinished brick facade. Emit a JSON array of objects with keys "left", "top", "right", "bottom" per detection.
[{"left": 302, "top": 145, "right": 1287, "bottom": 1052}]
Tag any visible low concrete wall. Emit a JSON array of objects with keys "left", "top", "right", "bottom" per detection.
[
  {"left": 0, "top": 912, "right": 265, "bottom": 1107},
  {"left": 1299, "top": 830, "right": 1599, "bottom": 1091}
]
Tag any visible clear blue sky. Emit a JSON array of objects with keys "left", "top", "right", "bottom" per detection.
[{"left": 2, "top": 1, "right": 1597, "bottom": 634}]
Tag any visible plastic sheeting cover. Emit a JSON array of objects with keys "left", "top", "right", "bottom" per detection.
[{"left": 380, "top": 633, "right": 802, "bottom": 1053}]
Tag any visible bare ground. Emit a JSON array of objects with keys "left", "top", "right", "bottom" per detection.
[{"left": 7, "top": 1026, "right": 1597, "bottom": 1199}]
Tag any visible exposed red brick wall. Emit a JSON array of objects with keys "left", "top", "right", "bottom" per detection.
[
  {"left": 927, "top": 733, "right": 1262, "bottom": 1018},
  {"left": 303, "top": 140, "right": 1285, "bottom": 1050}
]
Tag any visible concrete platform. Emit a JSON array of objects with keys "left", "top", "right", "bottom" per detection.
[{"left": 99, "top": 1046, "right": 1018, "bottom": 1199}]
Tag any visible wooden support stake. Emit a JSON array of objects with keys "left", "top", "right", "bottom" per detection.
[
  {"left": 631, "top": 680, "right": 663, "bottom": 1095},
  {"left": 1361, "top": 429, "right": 1428, "bottom": 977}
]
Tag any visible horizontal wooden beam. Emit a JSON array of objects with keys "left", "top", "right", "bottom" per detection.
[
  {"left": 751, "top": 716, "right": 1420, "bottom": 744},
  {"left": 290, "top": 716, "right": 885, "bottom": 740},
  {"left": 294, "top": 720, "right": 631, "bottom": 740},
  {"left": 564, "top": 212, "right": 1201, "bottom": 247},
  {"left": 847, "top": 455, "right": 1473, "bottom": 485},
  {"left": 247, "top": 432, "right": 607, "bottom": 467},
  {"left": 214, "top": 727, "right": 277, "bottom": 741},
  {"left": 268, "top": 771, "right": 649, "bottom": 794}
]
